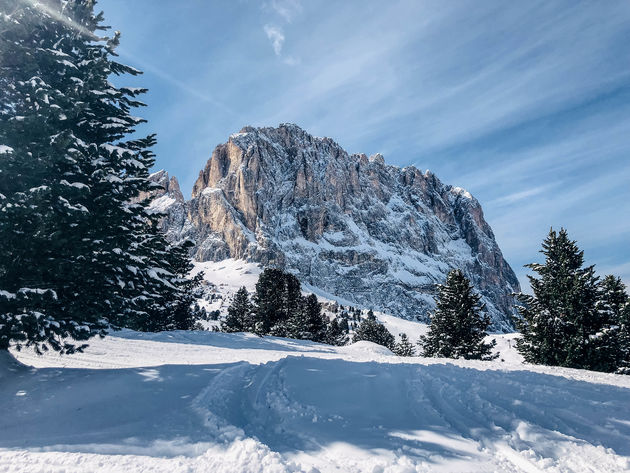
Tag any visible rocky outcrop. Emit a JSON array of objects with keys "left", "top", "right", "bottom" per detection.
[
  {"left": 144, "top": 170, "right": 190, "bottom": 242},
  {"left": 156, "top": 124, "right": 520, "bottom": 330}
]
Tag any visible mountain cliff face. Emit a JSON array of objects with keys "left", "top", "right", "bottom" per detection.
[{"left": 154, "top": 124, "right": 520, "bottom": 330}]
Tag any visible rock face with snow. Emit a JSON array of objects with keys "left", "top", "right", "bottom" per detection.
[
  {"left": 155, "top": 124, "right": 520, "bottom": 330},
  {"left": 141, "top": 170, "right": 190, "bottom": 242}
]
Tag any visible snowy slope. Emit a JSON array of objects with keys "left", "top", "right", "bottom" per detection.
[
  {"left": 192, "top": 258, "right": 524, "bottom": 362},
  {"left": 2, "top": 330, "right": 630, "bottom": 473}
]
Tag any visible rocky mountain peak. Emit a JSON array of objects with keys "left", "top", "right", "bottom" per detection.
[{"left": 158, "top": 124, "right": 521, "bottom": 330}]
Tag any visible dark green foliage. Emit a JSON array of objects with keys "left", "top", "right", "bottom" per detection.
[
  {"left": 338, "top": 316, "right": 349, "bottom": 334},
  {"left": 515, "top": 229, "right": 607, "bottom": 370},
  {"left": 619, "top": 303, "right": 630, "bottom": 374},
  {"left": 287, "top": 293, "right": 327, "bottom": 342},
  {"left": 222, "top": 287, "right": 253, "bottom": 333},
  {"left": 595, "top": 275, "right": 629, "bottom": 373},
  {"left": 166, "top": 241, "right": 205, "bottom": 331},
  {"left": 0, "top": 0, "right": 199, "bottom": 353},
  {"left": 393, "top": 333, "right": 415, "bottom": 357},
  {"left": 252, "top": 268, "right": 301, "bottom": 335},
  {"left": 421, "top": 270, "right": 497, "bottom": 360},
  {"left": 127, "top": 239, "right": 204, "bottom": 332},
  {"left": 353, "top": 311, "right": 395, "bottom": 350},
  {"left": 224, "top": 269, "right": 349, "bottom": 345},
  {"left": 325, "top": 318, "right": 349, "bottom": 346}
]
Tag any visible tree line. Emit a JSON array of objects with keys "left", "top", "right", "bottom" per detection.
[
  {"left": 222, "top": 267, "right": 497, "bottom": 360},
  {"left": 221, "top": 269, "right": 348, "bottom": 346},
  {"left": 223, "top": 227, "right": 630, "bottom": 375}
]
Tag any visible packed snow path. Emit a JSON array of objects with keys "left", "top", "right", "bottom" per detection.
[{"left": 2, "top": 330, "right": 630, "bottom": 472}]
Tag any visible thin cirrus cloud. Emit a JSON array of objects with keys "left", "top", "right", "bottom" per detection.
[
  {"left": 263, "top": 24, "right": 284, "bottom": 56},
  {"left": 98, "top": 0, "right": 630, "bottom": 288},
  {"left": 267, "top": 0, "right": 302, "bottom": 23},
  {"left": 487, "top": 185, "right": 558, "bottom": 208}
]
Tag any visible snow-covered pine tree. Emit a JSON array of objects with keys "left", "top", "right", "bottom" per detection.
[
  {"left": 252, "top": 268, "right": 302, "bottom": 336},
  {"left": 352, "top": 311, "right": 395, "bottom": 350},
  {"left": 252, "top": 269, "right": 283, "bottom": 334},
  {"left": 286, "top": 293, "right": 327, "bottom": 342},
  {"left": 515, "top": 228, "right": 604, "bottom": 370},
  {"left": 324, "top": 318, "right": 348, "bottom": 346},
  {"left": 222, "top": 287, "right": 253, "bottom": 333},
  {"left": 598, "top": 275, "right": 629, "bottom": 372},
  {"left": 152, "top": 239, "right": 205, "bottom": 331},
  {"left": 619, "top": 302, "right": 630, "bottom": 374},
  {"left": 338, "top": 316, "right": 349, "bottom": 334},
  {"left": 393, "top": 333, "right": 415, "bottom": 357},
  {"left": 0, "top": 0, "right": 196, "bottom": 353},
  {"left": 420, "top": 269, "right": 496, "bottom": 360}
]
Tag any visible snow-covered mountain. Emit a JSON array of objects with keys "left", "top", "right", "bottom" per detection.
[{"left": 153, "top": 124, "right": 520, "bottom": 330}]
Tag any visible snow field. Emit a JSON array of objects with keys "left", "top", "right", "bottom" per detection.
[{"left": 2, "top": 329, "right": 630, "bottom": 472}]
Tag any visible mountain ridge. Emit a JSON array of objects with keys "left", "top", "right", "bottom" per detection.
[{"left": 150, "top": 124, "right": 520, "bottom": 330}]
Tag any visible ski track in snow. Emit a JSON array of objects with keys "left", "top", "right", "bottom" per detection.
[{"left": 2, "top": 330, "right": 630, "bottom": 473}]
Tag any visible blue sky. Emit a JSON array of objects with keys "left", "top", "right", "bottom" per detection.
[{"left": 99, "top": 0, "right": 630, "bottom": 289}]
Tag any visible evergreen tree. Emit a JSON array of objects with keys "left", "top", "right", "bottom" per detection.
[
  {"left": 251, "top": 268, "right": 302, "bottom": 336},
  {"left": 129, "top": 239, "right": 203, "bottom": 332},
  {"left": 251, "top": 268, "right": 286, "bottom": 335},
  {"left": 598, "top": 275, "right": 629, "bottom": 372},
  {"left": 393, "top": 333, "right": 415, "bottom": 357},
  {"left": 353, "top": 311, "right": 395, "bottom": 350},
  {"left": 324, "top": 318, "right": 348, "bottom": 346},
  {"left": 338, "top": 316, "right": 350, "bottom": 334},
  {"left": 619, "top": 303, "right": 630, "bottom": 374},
  {"left": 421, "top": 270, "right": 496, "bottom": 360},
  {"left": 515, "top": 229, "right": 603, "bottom": 370},
  {"left": 0, "top": 0, "right": 195, "bottom": 353},
  {"left": 287, "top": 293, "right": 327, "bottom": 342},
  {"left": 222, "top": 287, "right": 253, "bottom": 333}
]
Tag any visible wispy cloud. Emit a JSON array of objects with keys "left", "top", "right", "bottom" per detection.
[
  {"left": 487, "top": 184, "right": 557, "bottom": 207},
  {"left": 269, "top": 0, "right": 302, "bottom": 23},
  {"left": 100, "top": 0, "right": 630, "bottom": 288},
  {"left": 116, "top": 49, "right": 239, "bottom": 118},
  {"left": 264, "top": 24, "right": 284, "bottom": 56}
]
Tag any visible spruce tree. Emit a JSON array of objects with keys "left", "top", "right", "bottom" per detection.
[
  {"left": 421, "top": 270, "right": 496, "bottom": 360},
  {"left": 287, "top": 293, "right": 327, "bottom": 342},
  {"left": 0, "top": 0, "right": 195, "bottom": 353},
  {"left": 324, "top": 318, "right": 348, "bottom": 346},
  {"left": 619, "top": 303, "right": 630, "bottom": 374},
  {"left": 598, "top": 275, "right": 629, "bottom": 372},
  {"left": 252, "top": 268, "right": 302, "bottom": 336},
  {"left": 393, "top": 333, "right": 415, "bottom": 357},
  {"left": 352, "top": 311, "right": 395, "bottom": 350},
  {"left": 515, "top": 229, "right": 603, "bottom": 370},
  {"left": 159, "top": 240, "right": 204, "bottom": 331},
  {"left": 222, "top": 287, "right": 253, "bottom": 333}
]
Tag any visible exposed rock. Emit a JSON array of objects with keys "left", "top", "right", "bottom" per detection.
[
  {"left": 144, "top": 170, "right": 190, "bottom": 242},
  {"left": 154, "top": 124, "right": 520, "bottom": 330}
]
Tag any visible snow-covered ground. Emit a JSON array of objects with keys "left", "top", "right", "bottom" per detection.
[
  {"left": 1, "top": 258, "right": 627, "bottom": 472},
  {"left": 2, "top": 328, "right": 630, "bottom": 473}
]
